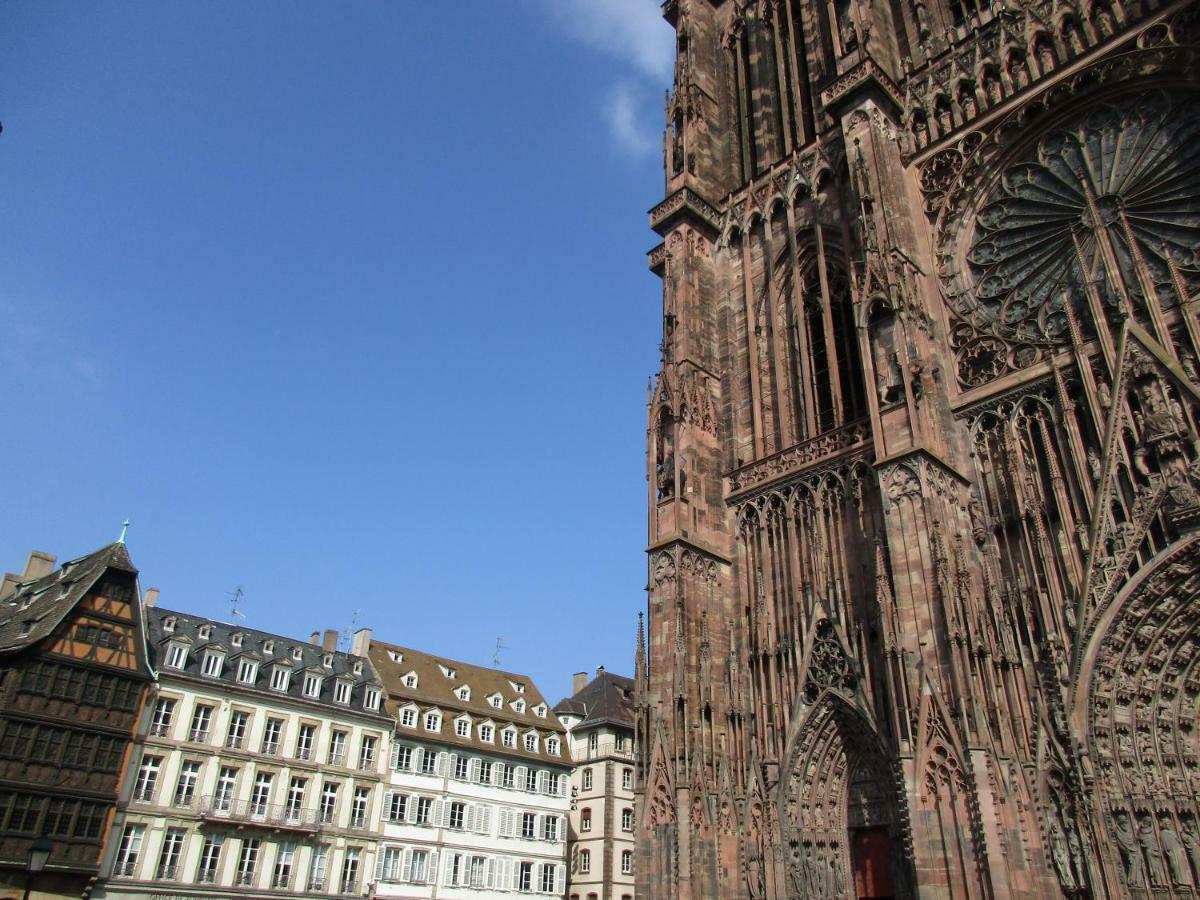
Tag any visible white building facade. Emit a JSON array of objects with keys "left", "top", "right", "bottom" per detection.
[
  {"left": 95, "top": 612, "right": 392, "bottom": 900},
  {"left": 367, "top": 635, "right": 572, "bottom": 897},
  {"left": 554, "top": 669, "right": 637, "bottom": 900}
]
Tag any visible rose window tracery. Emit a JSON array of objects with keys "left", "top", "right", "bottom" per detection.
[{"left": 950, "top": 90, "right": 1200, "bottom": 385}]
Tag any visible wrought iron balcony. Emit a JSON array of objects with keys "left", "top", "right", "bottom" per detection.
[{"left": 197, "top": 795, "right": 322, "bottom": 832}]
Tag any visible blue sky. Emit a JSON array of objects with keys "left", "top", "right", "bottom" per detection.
[{"left": 0, "top": 1, "right": 673, "bottom": 701}]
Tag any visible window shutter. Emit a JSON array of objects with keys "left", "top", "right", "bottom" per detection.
[
  {"left": 511, "top": 860, "right": 521, "bottom": 890},
  {"left": 427, "top": 851, "right": 438, "bottom": 885},
  {"left": 443, "top": 852, "right": 455, "bottom": 886},
  {"left": 436, "top": 751, "right": 449, "bottom": 775},
  {"left": 465, "top": 804, "right": 476, "bottom": 833},
  {"left": 449, "top": 754, "right": 459, "bottom": 778},
  {"left": 470, "top": 758, "right": 481, "bottom": 782},
  {"left": 406, "top": 795, "right": 417, "bottom": 823},
  {"left": 536, "top": 812, "right": 545, "bottom": 838},
  {"left": 499, "top": 808, "right": 512, "bottom": 837},
  {"left": 556, "top": 863, "right": 566, "bottom": 891},
  {"left": 485, "top": 857, "right": 495, "bottom": 889},
  {"left": 400, "top": 849, "right": 412, "bottom": 883},
  {"left": 478, "top": 805, "right": 492, "bottom": 835},
  {"left": 515, "top": 766, "right": 527, "bottom": 789},
  {"left": 432, "top": 800, "right": 444, "bottom": 827},
  {"left": 537, "top": 771, "right": 547, "bottom": 793}
]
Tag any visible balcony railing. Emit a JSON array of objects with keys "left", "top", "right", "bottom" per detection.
[
  {"left": 114, "top": 860, "right": 138, "bottom": 877},
  {"left": 189, "top": 728, "right": 209, "bottom": 743},
  {"left": 235, "top": 870, "right": 256, "bottom": 886},
  {"left": 226, "top": 734, "right": 245, "bottom": 749},
  {"left": 157, "top": 864, "right": 178, "bottom": 880},
  {"left": 296, "top": 746, "right": 312, "bottom": 761},
  {"left": 329, "top": 751, "right": 345, "bottom": 767},
  {"left": 307, "top": 878, "right": 326, "bottom": 892},
  {"left": 150, "top": 722, "right": 171, "bottom": 737},
  {"left": 132, "top": 787, "right": 156, "bottom": 803},
  {"left": 198, "top": 795, "right": 322, "bottom": 832},
  {"left": 197, "top": 869, "right": 218, "bottom": 884},
  {"left": 272, "top": 871, "right": 293, "bottom": 889},
  {"left": 262, "top": 741, "right": 279, "bottom": 756},
  {"left": 341, "top": 879, "right": 359, "bottom": 895}
]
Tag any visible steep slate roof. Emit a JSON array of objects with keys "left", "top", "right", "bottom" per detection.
[
  {"left": 0, "top": 542, "right": 137, "bottom": 654},
  {"left": 368, "top": 638, "right": 569, "bottom": 767},
  {"left": 553, "top": 671, "right": 636, "bottom": 732},
  {"left": 149, "top": 606, "right": 389, "bottom": 721}
]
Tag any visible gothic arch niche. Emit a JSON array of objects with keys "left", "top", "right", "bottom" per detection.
[
  {"left": 781, "top": 623, "right": 913, "bottom": 899},
  {"left": 941, "top": 87, "right": 1200, "bottom": 388},
  {"left": 1081, "top": 535, "right": 1200, "bottom": 896}
]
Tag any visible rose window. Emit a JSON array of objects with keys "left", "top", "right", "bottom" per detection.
[{"left": 959, "top": 90, "right": 1200, "bottom": 353}]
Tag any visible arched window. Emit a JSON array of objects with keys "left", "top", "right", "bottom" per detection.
[
  {"left": 580, "top": 850, "right": 591, "bottom": 874},
  {"left": 581, "top": 807, "right": 592, "bottom": 832}
]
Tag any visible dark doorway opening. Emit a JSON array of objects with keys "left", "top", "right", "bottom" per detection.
[{"left": 851, "top": 827, "right": 895, "bottom": 899}]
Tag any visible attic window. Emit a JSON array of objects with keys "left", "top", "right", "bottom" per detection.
[
  {"left": 231, "top": 633, "right": 243, "bottom": 649},
  {"left": 198, "top": 625, "right": 211, "bottom": 641},
  {"left": 489, "top": 694, "right": 502, "bottom": 709},
  {"left": 455, "top": 685, "right": 471, "bottom": 701},
  {"left": 163, "top": 616, "right": 177, "bottom": 634},
  {"left": 292, "top": 647, "right": 303, "bottom": 661},
  {"left": 512, "top": 699, "right": 526, "bottom": 714},
  {"left": 403, "top": 672, "right": 418, "bottom": 689},
  {"left": 263, "top": 640, "right": 275, "bottom": 655},
  {"left": 353, "top": 661, "right": 363, "bottom": 676},
  {"left": 439, "top": 664, "right": 457, "bottom": 679},
  {"left": 323, "top": 653, "right": 333, "bottom": 669},
  {"left": 534, "top": 704, "right": 546, "bottom": 718},
  {"left": 510, "top": 681, "right": 525, "bottom": 694}
]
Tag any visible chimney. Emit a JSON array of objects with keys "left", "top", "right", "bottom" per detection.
[
  {"left": 0, "top": 573, "right": 20, "bottom": 602},
  {"left": 351, "top": 627, "right": 373, "bottom": 658},
  {"left": 596, "top": 665, "right": 605, "bottom": 678},
  {"left": 310, "top": 631, "right": 321, "bottom": 645},
  {"left": 572, "top": 671, "right": 588, "bottom": 695},
  {"left": 322, "top": 629, "right": 338, "bottom": 652},
  {"left": 143, "top": 588, "right": 160, "bottom": 608},
  {"left": 22, "top": 551, "right": 56, "bottom": 581}
]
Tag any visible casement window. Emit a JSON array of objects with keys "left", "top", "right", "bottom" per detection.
[
  {"left": 511, "top": 681, "right": 525, "bottom": 694},
  {"left": 455, "top": 684, "right": 470, "bottom": 700},
  {"left": 540, "top": 863, "right": 558, "bottom": 893},
  {"left": 303, "top": 673, "right": 322, "bottom": 698},
  {"left": 455, "top": 718, "right": 471, "bottom": 737},
  {"left": 328, "top": 730, "right": 347, "bottom": 766},
  {"left": 546, "top": 737, "right": 560, "bottom": 755},
  {"left": 202, "top": 651, "right": 223, "bottom": 677},
  {"left": 132, "top": 754, "right": 161, "bottom": 802},
  {"left": 271, "top": 666, "right": 291, "bottom": 692},
  {"left": 150, "top": 697, "right": 175, "bottom": 737},
  {"left": 588, "top": 732, "right": 598, "bottom": 753},
  {"left": 622, "top": 850, "right": 634, "bottom": 875},
  {"left": 502, "top": 729, "right": 516, "bottom": 748},
  {"left": 226, "top": 711, "right": 249, "bottom": 749},
  {"left": 364, "top": 687, "right": 381, "bottom": 710},
  {"left": 521, "top": 812, "right": 536, "bottom": 839},
  {"left": 156, "top": 828, "right": 185, "bottom": 879},
  {"left": 236, "top": 659, "right": 258, "bottom": 685},
  {"left": 351, "top": 786, "right": 370, "bottom": 827},
  {"left": 334, "top": 680, "right": 352, "bottom": 705},
  {"left": 249, "top": 772, "right": 274, "bottom": 817},
  {"left": 415, "top": 796, "right": 434, "bottom": 825},
  {"left": 378, "top": 847, "right": 403, "bottom": 882},
  {"left": 454, "top": 755, "right": 469, "bottom": 780},
  {"left": 623, "top": 767, "right": 633, "bottom": 790},
  {"left": 295, "top": 723, "right": 315, "bottom": 760},
  {"left": 273, "top": 842, "right": 296, "bottom": 889},
  {"left": 230, "top": 632, "right": 243, "bottom": 648},
  {"left": 419, "top": 749, "right": 438, "bottom": 775},
  {"left": 478, "top": 759, "right": 492, "bottom": 784},
  {"left": 387, "top": 793, "right": 407, "bottom": 822},
  {"left": 113, "top": 824, "right": 144, "bottom": 876},
  {"left": 622, "top": 807, "right": 634, "bottom": 831},
  {"left": 524, "top": 733, "right": 538, "bottom": 753},
  {"left": 235, "top": 838, "right": 260, "bottom": 886},
  {"left": 582, "top": 768, "right": 593, "bottom": 790},
  {"left": 196, "top": 835, "right": 224, "bottom": 883},
  {"left": 500, "top": 763, "right": 514, "bottom": 788},
  {"left": 616, "top": 732, "right": 627, "bottom": 750},
  {"left": 174, "top": 761, "right": 200, "bottom": 807},
  {"left": 518, "top": 860, "right": 534, "bottom": 892},
  {"left": 581, "top": 807, "right": 592, "bottom": 832},
  {"left": 214, "top": 766, "right": 237, "bottom": 812},
  {"left": 524, "top": 768, "right": 537, "bottom": 792},
  {"left": 285, "top": 777, "right": 306, "bottom": 820},
  {"left": 403, "top": 672, "right": 418, "bottom": 688},
  {"left": 261, "top": 718, "right": 283, "bottom": 755},
  {"left": 409, "top": 848, "right": 432, "bottom": 884},
  {"left": 424, "top": 712, "right": 441, "bottom": 732},
  {"left": 188, "top": 704, "right": 212, "bottom": 742},
  {"left": 308, "top": 844, "right": 329, "bottom": 892},
  {"left": 514, "top": 699, "right": 526, "bottom": 713},
  {"left": 358, "top": 735, "right": 377, "bottom": 770},
  {"left": 319, "top": 783, "right": 339, "bottom": 823},
  {"left": 446, "top": 852, "right": 465, "bottom": 886},
  {"left": 341, "top": 847, "right": 361, "bottom": 893},
  {"left": 579, "top": 849, "right": 591, "bottom": 874},
  {"left": 400, "top": 707, "right": 417, "bottom": 728},
  {"left": 543, "top": 815, "right": 559, "bottom": 841},
  {"left": 449, "top": 800, "right": 466, "bottom": 830},
  {"left": 469, "top": 855, "right": 487, "bottom": 888},
  {"left": 164, "top": 642, "right": 188, "bottom": 669},
  {"left": 392, "top": 744, "right": 412, "bottom": 771},
  {"left": 489, "top": 693, "right": 502, "bottom": 708},
  {"left": 479, "top": 724, "right": 494, "bottom": 743}
]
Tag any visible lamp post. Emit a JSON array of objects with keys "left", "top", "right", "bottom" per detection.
[{"left": 21, "top": 837, "right": 52, "bottom": 900}]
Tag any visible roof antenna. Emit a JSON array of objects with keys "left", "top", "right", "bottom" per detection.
[
  {"left": 117, "top": 519, "right": 130, "bottom": 544},
  {"left": 227, "top": 586, "right": 246, "bottom": 621},
  {"left": 340, "top": 609, "right": 362, "bottom": 652},
  {"left": 492, "top": 637, "right": 506, "bottom": 668}
]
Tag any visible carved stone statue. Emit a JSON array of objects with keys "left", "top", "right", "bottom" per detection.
[
  {"left": 1180, "top": 820, "right": 1200, "bottom": 885},
  {"left": 1140, "top": 815, "right": 1167, "bottom": 887},
  {"left": 1160, "top": 819, "right": 1193, "bottom": 886},
  {"left": 1113, "top": 812, "right": 1146, "bottom": 887},
  {"left": 1049, "top": 817, "right": 1076, "bottom": 888}
]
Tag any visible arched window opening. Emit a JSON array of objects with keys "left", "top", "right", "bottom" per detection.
[{"left": 831, "top": 271, "right": 867, "bottom": 423}]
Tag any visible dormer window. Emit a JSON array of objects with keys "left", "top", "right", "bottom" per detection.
[
  {"left": 534, "top": 704, "right": 546, "bottom": 718},
  {"left": 546, "top": 737, "right": 560, "bottom": 755},
  {"left": 364, "top": 687, "right": 381, "bottom": 711},
  {"left": 236, "top": 659, "right": 258, "bottom": 685},
  {"left": 271, "top": 666, "right": 291, "bottom": 692},
  {"left": 400, "top": 706, "right": 418, "bottom": 728},
  {"left": 322, "top": 653, "right": 333, "bottom": 669},
  {"left": 162, "top": 616, "right": 177, "bottom": 634},
  {"left": 439, "top": 664, "right": 457, "bottom": 679},
  {"left": 524, "top": 732, "right": 538, "bottom": 753},
  {"left": 479, "top": 723, "right": 494, "bottom": 743},
  {"left": 455, "top": 685, "right": 471, "bottom": 702},
  {"left": 263, "top": 640, "right": 274, "bottom": 655},
  {"left": 198, "top": 624, "right": 211, "bottom": 640},
  {"left": 488, "top": 694, "right": 502, "bottom": 709},
  {"left": 202, "top": 650, "right": 224, "bottom": 677},
  {"left": 512, "top": 699, "right": 526, "bottom": 714},
  {"left": 303, "top": 673, "right": 323, "bottom": 698},
  {"left": 352, "top": 661, "right": 363, "bottom": 676},
  {"left": 502, "top": 728, "right": 516, "bottom": 748},
  {"left": 509, "top": 681, "right": 525, "bottom": 694},
  {"left": 454, "top": 716, "right": 471, "bottom": 737},
  {"left": 164, "top": 641, "right": 188, "bottom": 669},
  {"left": 403, "top": 672, "right": 418, "bottom": 689},
  {"left": 424, "top": 711, "right": 441, "bottom": 732},
  {"left": 334, "top": 680, "right": 353, "bottom": 705},
  {"left": 231, "top": 633, "right": 243, "bottom": 649},
  {"left": 291, "top": 647, "right": 303, "bottom": 661}
]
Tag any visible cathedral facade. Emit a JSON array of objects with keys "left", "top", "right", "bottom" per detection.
[{"left": 632, "top": 0, "right": 1200, "bottom": 896}]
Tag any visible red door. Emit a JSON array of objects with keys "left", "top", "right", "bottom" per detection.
[{"left": 852, "top": 827, "right": 896, "bottom": 899}]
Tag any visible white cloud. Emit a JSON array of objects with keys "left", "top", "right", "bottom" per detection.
[
  {"left": 546, "top": 0, "right": 675, "bottom": 82},
  {"left": 542, "top": 0, "right": 673, "bottom": 157},
  {"left": 604, "top": 82, "right": 658, "bottom": 156}
]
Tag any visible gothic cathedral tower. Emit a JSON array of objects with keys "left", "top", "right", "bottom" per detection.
[{"left": 633, "top": 0, "right": 1200, "bottom": 896}]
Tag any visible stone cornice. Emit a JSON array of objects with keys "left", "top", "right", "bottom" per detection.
[
  {"left": 648, "top": 187, "right": 722, "bottom": 238},
  {"left": 820, "top": 56, "right": 905, "bottom": 117}
]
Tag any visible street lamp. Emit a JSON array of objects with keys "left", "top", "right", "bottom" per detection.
[{"left": 22, "top": 837, "right": 52, "bottom": 900}]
